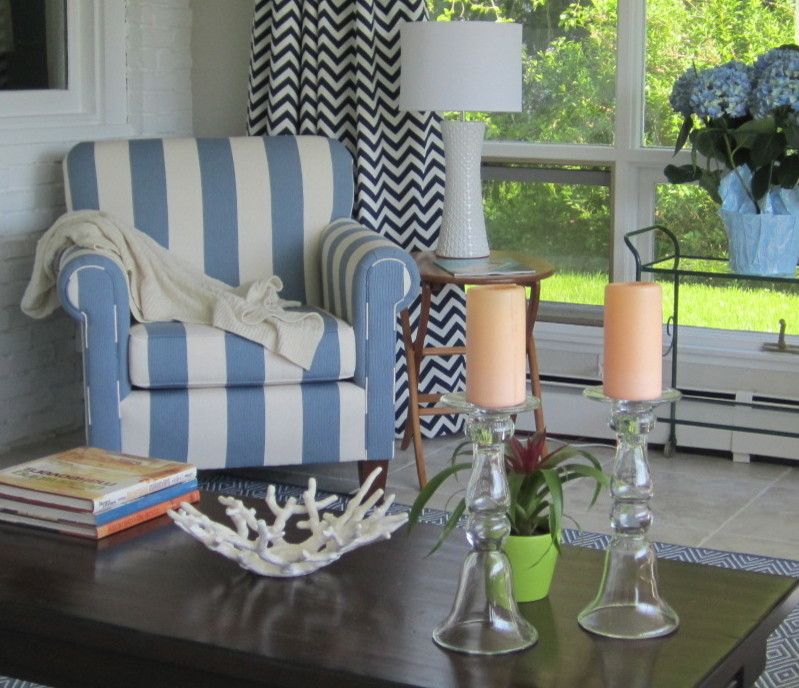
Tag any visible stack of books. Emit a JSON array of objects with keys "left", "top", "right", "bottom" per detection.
[{"left": 0, "top": 446, "right": 199, "bottom": 539}]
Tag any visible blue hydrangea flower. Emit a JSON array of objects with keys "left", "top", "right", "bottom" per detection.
[
  {"left": 669, "top": 68, "right": 698, "bottom": 117},
  {"left": 751, "top": 48, "right": 799, "bottom": 117},
  {"left": 689, "top": 61, "right": 752, "bottom": 119},
  {"left": 753, "top": 46, "right": 799, "bottom": 80}
]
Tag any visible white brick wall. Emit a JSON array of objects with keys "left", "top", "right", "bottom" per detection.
[
  {"left": 127, "top": 0, "right": 193, "bottom": 136},
  {"left": 0, "top": 0, "right": 194, "bottom": 453}
]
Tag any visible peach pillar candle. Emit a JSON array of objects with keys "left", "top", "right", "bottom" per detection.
[
  {"left": 603, "top": 282, "right": 663, "bottom": 400},
  {"left": 466, "top": 285, "right": 526, "bottom": 408}
]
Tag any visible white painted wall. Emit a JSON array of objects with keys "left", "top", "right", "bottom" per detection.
[
  {"left": 0, "top": 0, "right": 195, "bottom": 452},
  {"left": 191, "top": 0, "right": 254, "bottom": 137}
]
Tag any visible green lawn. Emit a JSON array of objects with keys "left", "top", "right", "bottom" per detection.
[{"left": 540, "top": 272, "right": 799, "bottom": 335}]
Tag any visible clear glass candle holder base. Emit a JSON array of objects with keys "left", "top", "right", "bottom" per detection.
[
  {"left": 432, "top": 392, "right": 540, "bottom": 656},
  {"left": 433, "top": 551, "right": 538, "bottom": 655},
  {"left": 577, "top": 386, "right": 681, "bottom": 640},
  {"left": 577, "top": 603, "right": 679, "bottom": 641},
  {"left": 576, "top": 535, "right": 679, "bottom": 640}
]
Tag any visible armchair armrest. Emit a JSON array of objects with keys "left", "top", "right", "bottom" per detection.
[
  {"left": 57, "top": 250, "right": 132, "bottom": 451},
  {"left": 321, "top": 218, "right": 419, "bottom": 378},
  {"left": 320, "top": 219, "right": 420, "bottom": 458}
]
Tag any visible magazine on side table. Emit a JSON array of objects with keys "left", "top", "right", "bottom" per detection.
[{"left": 434, "top": 256, "right": 535, "bottom": 277}]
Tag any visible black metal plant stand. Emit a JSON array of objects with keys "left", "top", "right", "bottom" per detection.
[{"left": 624, "top": 225, "right": 799, "bottom": 456}]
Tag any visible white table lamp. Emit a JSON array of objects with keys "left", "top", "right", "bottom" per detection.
[{"left": 399, "top": 21, "right": 522, "bottom": 258}]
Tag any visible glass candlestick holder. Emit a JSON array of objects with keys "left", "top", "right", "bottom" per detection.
[
  {"left": 578, "top": 386, "right": 681, "bottom": 640},
  {"left": 433, "top": 392, "right": 540, "bottom": 655}
]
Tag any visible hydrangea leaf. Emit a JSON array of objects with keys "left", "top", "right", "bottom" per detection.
[
  {"left": 674, "top": 116, "right": 694, "bottom": 154},
  {"left": 664, "top": 163, "right": 702, "bottom": 184},
  {"left": 751, "top": 164, "right": 774, "bottom": 200},
  {"left": 749, "top": 132, "right": 787, "bottom": 168},
  {"left": 778, "top": 155, "right": 799, "bottom": 188}
]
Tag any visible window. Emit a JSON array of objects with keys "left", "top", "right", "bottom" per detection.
[
  {"left": 0, "top": 0, "right": 128, "bottom": 139},
  {"left": 429, "top": 0, "right": 798, "bottom": 334},
  {"left": 483, "top": 164, "right": 611, "bottom": 309},
  {"left": 484, "top": 1, "right": 616, "bottom": 145},
  {"left": 0, "top": 1, "right": 68, "bottom": 91}
]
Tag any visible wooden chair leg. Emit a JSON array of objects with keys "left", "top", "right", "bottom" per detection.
[
  {"left": 400, "top": 308, "right": 427, "bottom": 487},
  {"left": 358, "top": 459, "right": 389, "bottom": 497},
  {"left": 400, "top": 308, "right": 417, "bottom": 451}
]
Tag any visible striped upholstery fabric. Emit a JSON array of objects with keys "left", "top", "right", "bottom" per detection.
[
  {"left": 118, "top": 384, "right": 367, "bottom": 469},
  {"left": 57, "top": 135, "right": 420, "bottom": 468},
  {"left": 128, "top": 309, "right": 356, "bottom": 389},
  {"left": 320, "top": 218, "right": 415, "bottom": 457},
  {"left": 64, "top": 136, "right": 355, "bottom": 302}
]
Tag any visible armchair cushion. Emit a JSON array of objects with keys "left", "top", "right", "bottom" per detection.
[{"left": 129, "top": 307, "right": 356, "bottom": 389}]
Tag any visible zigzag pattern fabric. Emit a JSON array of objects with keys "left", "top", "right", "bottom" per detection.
[
  {"left": 59, "top": 135, "right": 419, "bottom": 468},
  {"left": 246, "top": 0, "right": 466, "bottom": 438}
]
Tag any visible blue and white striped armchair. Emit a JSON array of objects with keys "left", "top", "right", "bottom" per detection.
[{"left": 58, "top": 135, "right": 419, "bottom": 486}]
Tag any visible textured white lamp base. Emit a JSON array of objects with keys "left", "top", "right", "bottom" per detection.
[{"left": 436, "top": 120, "right": 490, "bottom": 259}]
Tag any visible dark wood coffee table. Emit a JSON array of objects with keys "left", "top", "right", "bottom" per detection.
[{"left": 0, "top": 491, "right": 795, "bottom": 688}]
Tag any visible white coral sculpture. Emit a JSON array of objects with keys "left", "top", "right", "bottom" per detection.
[{"left": 168, "top": 468, "right": 408, "bottom": 577}]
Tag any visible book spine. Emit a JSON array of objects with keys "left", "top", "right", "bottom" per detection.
[
  {"left": 0, "top": 480, "right": 200, "bottom": 526},
  {"left": 93, "top": 467, "right": 198, "bottom": 512},
  {"left": 94, "top": 491, "right": 200, "bottom": 538},
  {"left": 95, "top": 479, "right": 199, "bottom": 524}
]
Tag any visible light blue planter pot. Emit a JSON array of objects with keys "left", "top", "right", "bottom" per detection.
[{"left": 720, "top": 210, "right": 799, "bottom": 277}]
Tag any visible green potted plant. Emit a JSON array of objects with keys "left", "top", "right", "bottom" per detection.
[
  {"left": 664, "top": 45, "right": 799, "bottom": 275},
  {"left": 408, "top": 430, "right": 609, "bottom": 602}
]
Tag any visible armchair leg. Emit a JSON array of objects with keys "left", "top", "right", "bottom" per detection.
[{"left": 357, "top": 459, "right": 389, "bottom": 497}]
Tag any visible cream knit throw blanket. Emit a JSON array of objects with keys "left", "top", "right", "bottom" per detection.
[{"left": 21, "top": 211, "right": 323, "bottom": 370}]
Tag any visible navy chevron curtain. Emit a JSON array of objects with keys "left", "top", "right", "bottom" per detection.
[{"left": 246, "top": 0, "right": 466, "bottom": 438}]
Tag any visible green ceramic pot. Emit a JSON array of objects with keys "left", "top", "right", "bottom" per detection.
[{"left": 503, "top": 533, "right": 559, "bottom": 602}]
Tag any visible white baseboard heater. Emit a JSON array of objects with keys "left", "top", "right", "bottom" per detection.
[{"left": 529, "top": 376, "right": 799, "bottom": 464}]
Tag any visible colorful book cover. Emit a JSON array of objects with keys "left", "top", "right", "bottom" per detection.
[
  {"left": 0, "top": 447, "right": 197, "bottom": 513},
  {"left": 0, "top": 490, "right": 200, "bottom": 540},
  {"left": 0, "top": 479, "right": 199, "bottom": 525}
]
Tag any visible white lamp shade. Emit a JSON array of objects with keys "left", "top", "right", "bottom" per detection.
[{"left": 399, "top": 21, "right": 522, "bottom": 113}]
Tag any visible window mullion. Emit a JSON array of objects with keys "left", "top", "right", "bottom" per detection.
[
  {"left": 612, "top": 0, "right": 648, "bottom": 282},
  {"left": 615, "top": 1, "right": 646, "bottom": 154}
]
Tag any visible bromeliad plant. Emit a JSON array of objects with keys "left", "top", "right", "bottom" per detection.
[
  {"left": 408, "top": 430, "right": 609, "bottom": 554},
  {"left": 665, "top": 44, "right": 799, "bottom": 212}
]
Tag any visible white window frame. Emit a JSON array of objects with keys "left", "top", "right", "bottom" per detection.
[
  {"left": 483, "top": 1, "right": 669, "bottom": 285},
  {"left": 481, "top": 1, "right": 799, "bottom": 459},
  {"left": 0, "top": 0, "right": 131, "bottom": 143}
]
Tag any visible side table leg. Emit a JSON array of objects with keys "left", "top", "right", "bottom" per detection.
[
  {"left": 526, "top": 283, "right": 546, "bottom": 434},
  {"left": 528, "top": 339, "right": 545, "bottom": 433}
]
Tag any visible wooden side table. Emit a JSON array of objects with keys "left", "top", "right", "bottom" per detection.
[{"left": 400, "top": 251, "right": 556, "bottom": 487}]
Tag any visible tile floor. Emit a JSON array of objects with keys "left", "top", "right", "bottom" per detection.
[
  {"left": 2, "top": 430, "right": 797, "bottom": 561},
  {"left": 252, "top": 435, "right": 799, "bottom": 562}
]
